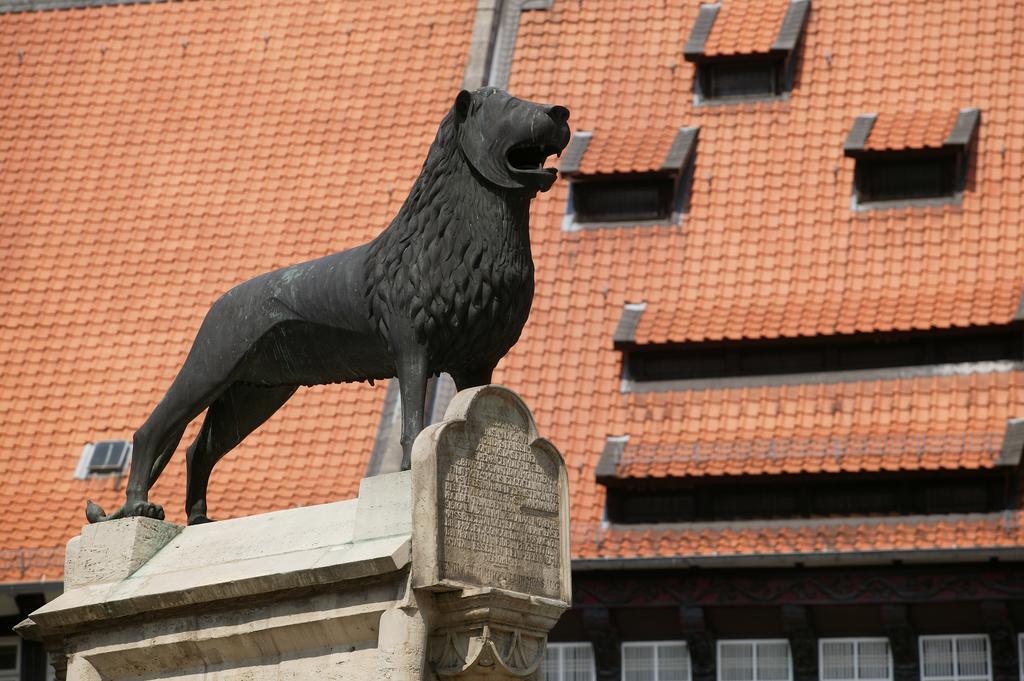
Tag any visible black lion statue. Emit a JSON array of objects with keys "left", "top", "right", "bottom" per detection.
[{"left": 87, "top": 87, "right": 571, "bottom": 525}]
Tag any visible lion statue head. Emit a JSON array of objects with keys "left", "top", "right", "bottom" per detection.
[{"left": 452, "top": 87, "right": 571, "bottom": 194}]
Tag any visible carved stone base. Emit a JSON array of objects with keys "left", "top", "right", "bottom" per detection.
[
  {"left": 429, "top": 588, "right": 568, "bottom": 679},
  {"left": 18, "top": 386, "right": 571, "bottom": 681}
]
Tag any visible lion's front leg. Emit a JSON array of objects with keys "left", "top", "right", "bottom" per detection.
[{"left": 396, "top": 348, "right": 429, "bottom": 471}]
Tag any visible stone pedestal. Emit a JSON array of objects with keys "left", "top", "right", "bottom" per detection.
[{"left": 17, "top": 385, "right": 570, "bottom": 681}]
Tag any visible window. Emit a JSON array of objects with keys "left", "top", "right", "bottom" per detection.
[
  {"left": 619, "top": 323, "right": 1023, "bottom": 385},
  {"left": 573, "top": 175, "right": 677, "bottom": 224},
  {"left": 718, "top": 640, "right": 792, "bottom": 681},
  {"left": 560, "top": 127, "right": 698, "bottom": 230},
  {"left": 1018, "top": 635, "right": 1024, "bottom": 681},
  {"left": 545, "top": 643, "right": 596, "bottom": 681},
  {"left": 0, "top": 638, "right": 20, "bottom": 681},
  {"left": 603, "top": 470, "right": 1011, "bottom": 524},
  {"left": 820, "top": 639, "right": 892, "bottom": 681},
  {"left": 623, "top": 641, "right": 691, "bottom": 681},
  {"left": 843, "top": 109, "right": 979, "bottom": 208},
  {"left": 683, "top": 1, "right": 810, "bottom": 104},
  {"left": 920, "top": 635, "right": 991, "bottom": 681},
  {"left": 75, "top": 440, "right": 131, "bottom": 477},
  {"left": 856, "top": 154, "right": 957, "bottom": 203},
  {"left": 699, "top": 59, "right": 782, "bottom": 100}
]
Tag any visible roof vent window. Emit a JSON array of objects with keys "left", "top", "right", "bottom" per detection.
[
  {"left": 75, "top": 440, "right": 131, "bottom": 478},
  {"left": 573, "top": 175, "right": 676, "bottom": 224},
  {"left": 702, "top": 59, "right": 781, "bottom": 99},
  {"left": 683, "top": 0, "right": 810, "bottom": 104},
  {"left": 844, "top": 109, "right": 980, "bottom": 208},
  {"left": 858, "top": 156, "right": 956, "bottom": 203},
  {"left": 560, "top": 128, "right": 699, "bottom": 231},
  {"left": 0, "top": 638, "right": 19, "bottom": 681}
]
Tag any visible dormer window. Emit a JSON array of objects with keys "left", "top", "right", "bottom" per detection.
[
  {"left": 844, "top": 109, "right": 980, "bottom": 208},
  {"left": 700, "top": 58, "right": 781, "bottom": 99},
  {"left": 683, "top": 0, "right": 810, "bottom": 104},
  {"left": 559, "top": 128, "right": 698, "bottom": 230},
  {"left": 74, "top": 439, "right": 131, "bottom": 478},
  {"left": 573, "top": 175, "right": 676, "bottom": 224}
]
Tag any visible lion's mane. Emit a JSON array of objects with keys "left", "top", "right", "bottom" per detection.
[{"left": 363, "top": 98, "right": 535, "bottom": 378}]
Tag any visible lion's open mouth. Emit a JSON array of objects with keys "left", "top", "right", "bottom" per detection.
[{"left": 507, "top": 143, "right": 561, "bottom": 174}]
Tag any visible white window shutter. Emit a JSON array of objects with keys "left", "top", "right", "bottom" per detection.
[
  {"left": 821, "top": 640, "right": 856, "bottom": 680},
  {"left": 921, "top": 635, "right": 991, "bottom": 681},
  {"left": 623, "top": 644, "right": 655, "bottom": 681},
  {"left": 543, "top": 645, "right": 561, "bottom": 681},
  {"left": 955, "top": 637, "right": 989, "bottom": 680},
  {"left": 922, "top": 638, "right": 955, "bottom": 680},
  {"left": 719, "top": 642, "right": 755, "bottom": 681},
  {"left": 755, "top": 641, "right": 791, "bottom": 681},
  {"left": 857, "top": 640, "right": 891, "bottom": 680},
  {"left": 659, "top": 642, "right": 691, "bottom": 681}
]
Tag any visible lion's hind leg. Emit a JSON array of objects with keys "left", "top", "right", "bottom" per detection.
[
  {"left": 185, "top": 383, "right": 297, "bottom": 525},
  {"left": 86, "top": 354, "right": 241, "bottom": 523}
]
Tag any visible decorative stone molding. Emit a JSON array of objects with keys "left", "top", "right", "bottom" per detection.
[{"left": 430, "top": 588, "right": 566, "bottom": 677}]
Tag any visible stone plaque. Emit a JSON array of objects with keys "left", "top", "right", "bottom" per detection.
[{"left": 412, "top": 385, "right": 570, "bottom": 602}]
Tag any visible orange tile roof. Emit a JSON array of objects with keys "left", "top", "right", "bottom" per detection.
[
  {"left": 577, "top": 128, "right": 682, "bottom": 175},
  {"left": 3, "top": 0, "right": 1024, "bottom": 581},
  {"left": 613, "top": 371, "right": 1021, "bottom": 478},
  {"left": 864, "top": 110, "right": 961, "bottom": 152},
  {"left": 704, "top": 0, "right": 790, "bottom": 57},
  {"left": 0, "top": 0, "right": 476, "bottom": 583},
  {"left": 702, "top": 0, "right": 792, "bottom": 57},
  {"left": 502, "top": 0, "right": 1024, "bottom": 561},
  {"left": 571, "top": 512, "right": 1024, "bottom": 562}
]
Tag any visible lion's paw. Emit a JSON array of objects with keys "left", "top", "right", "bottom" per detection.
[
  {"left": 126, "top": 500, "right": 165, "bottom": 521},
  {"left": 187, "top": 514, "right": 213, "bottom": 526}
]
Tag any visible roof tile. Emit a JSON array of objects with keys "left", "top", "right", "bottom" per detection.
[{"left": 703, "top": 0, "right": 792, "bottom": 57}]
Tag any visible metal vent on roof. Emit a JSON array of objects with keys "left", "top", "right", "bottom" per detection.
[{"left": 75, "top": 440, "right": 131, "bottom": 478}]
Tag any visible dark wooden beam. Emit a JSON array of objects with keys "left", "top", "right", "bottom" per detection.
[
  {"left": 582, "top": 607, "right": 620, "bottom": 681},
  {"left": 680, "top": 607, "right": 715, "bottom": 681},
  {"left": 15, "top": 594, "right": 46, "bottom": 681},
  {"left": 980, "top": 601, "right": 1018, "bottom": 681},
  {"left": 782, "top": 605, "right": 817, "bottom": 681},
  {"left": 881, "top": 604, "right": 918, "bottom": 681},
  {"left": 574, "top": 564, "right": 1024, "bottom": 608}
]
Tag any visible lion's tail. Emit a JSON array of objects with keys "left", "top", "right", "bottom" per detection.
[{"left": 85, "top": 500, "right": 126, "bottom": 524}]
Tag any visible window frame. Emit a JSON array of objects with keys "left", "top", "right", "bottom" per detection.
[
  {"left": 621, "top": 640, "right": 691, "bottom": 681},
  {"left": 545, "top": 642, "right": 597, "bottom": 681},
  {"left": 1018, "top": 634, "right": 1024, "bottom": 681},
  {"left": 565, "top": 167, "right": 691, "bottom": 231},
  {"left": 918, "top": 634, "right": 992, "bottom": 681},
  {"left": 717, "top": 639, "right": 793, "bottom": 681},
  {"left": 0, "top": 637, "right": 21, "bottom": 681},
  {"left": 74, "top": 439, "right": 132, "bottom": 479},
  {"left": 698, "top": 57, "right": 784, "bottom": 102},
  {"left": 819, "top": 637, "right": 893, "bottom": 681},
  {"left": 853, "top": 149, "right": 965, "bottom": 208},
  {"left": 570, "top": 173, "right": 680, "bottom": 225}
]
